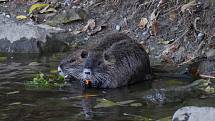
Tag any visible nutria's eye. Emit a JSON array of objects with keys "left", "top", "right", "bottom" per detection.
[
  {"left": 70, "top": 59, "right": 75, "bottom": 63},
  {"left": 81, "top": 50, "right": 88, "bottom": 58},
  {"left": 104, "top": 53, "right": 110, "bottom": 61}
]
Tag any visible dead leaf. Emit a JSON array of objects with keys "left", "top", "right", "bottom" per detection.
[
  {"left": 9, "top": 102, "right": 21, "bottom": 106},
  {"left": 151, "top": 20, "right": 159, "bottom": 35},
  {"left": 162, "top": 42, "right": 180, "bottom": 55},
  {"left": 87, "top": 26, "right": 103, "bottom": 35},
  {"left": 72, "top": 30, "right": 82, "bottom": 35},
  {"left": 169, "top": 11, "right": 177, "bottom": 21},
  {"left": 82, "top": 19, "right": 96, "bottom": 32},
  {"left": 29, "top": 3, "right": 49, "bottom": 14},
  {"left": 16, "top": 15, "right": 27, "bottom": 20},
  {"left": 6, "top": 91, "right": 20, "bottom": 95},
  {"left": 73, "top": 19, "right": 104, "bottom": 35},
  {"left": 159, "top": 39, "right": 174, "bottom": 45},
  {"left": 73, "top": 0, "right": 80, "bottom": 4},
  {"left": 148, "top": 9, "right": 160, "bottom": 35},
  {"left": 181, "top": 0, "right": 197, "bottom": 13},
  {"left": 138, "top": 17, "right": 148, "bottom": 29}
]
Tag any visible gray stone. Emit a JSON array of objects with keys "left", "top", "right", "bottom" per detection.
[
  {"left": 0, "top": 14, "right": 70, "bottom": 53},
  {"left": 45, "top": 8, "right": 87, "bottom": 26},
  {"left": 172, "top": 106, "right": 215, "bottom": 121}
]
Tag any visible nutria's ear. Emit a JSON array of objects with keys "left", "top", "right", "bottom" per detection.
[
  {"left": 81, "top": 50, "right": 88, "bottom": 58},
  {"left": 69, "top": 58, "right": 76, "bottom": 63}
]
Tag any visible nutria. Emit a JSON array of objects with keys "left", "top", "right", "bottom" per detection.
[{"left": 58, "top": 33, "right": 151, "bottom": 88}]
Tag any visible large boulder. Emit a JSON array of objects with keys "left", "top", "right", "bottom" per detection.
[
  {"left": 172, "top": 106, "right": 215, "bottom": 121},
  {"left": 0, "top": 14, "right": 71, "bottom": 53}
]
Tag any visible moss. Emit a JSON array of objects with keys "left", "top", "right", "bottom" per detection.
[
  {"left": 158, "top": 116, "right": 172, "bottom": 121},
  {"left": 0, "top": 57, "right": 7, "bottom": 62},
  {"left": 164, "top": 79, "right": 185, "bottom": 87}
]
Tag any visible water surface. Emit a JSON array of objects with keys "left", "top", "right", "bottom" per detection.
[{"left": 0, "top": 53, "right": 214, "bottom": 121}]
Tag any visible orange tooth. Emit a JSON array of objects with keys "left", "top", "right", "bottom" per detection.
[{"left": 85, "top": 80, "right": 92, "bottom": 85}]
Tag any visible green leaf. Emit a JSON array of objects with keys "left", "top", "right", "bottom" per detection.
[
  {"left": 29, "top": 3, "right": 49, "bottom": 14},
  {"left": 50, "top": 69, "right": 58, "bottom": 73},
  {"left": 94, "top": 99, "right": 118, "bottom": 108},
  {"left": 129, "top": 103, "right": 143, "bottom": 107},
  {"left": 0, "top": 56, "right": 7, "bottom": 61},
  {"left": 158, "top": 116, "right": 172, "bottom": 121},
  {"left": 116, "top": 100, "right": 136, "bottom": 105},
  {"left": 16, "top": 15, "right": 27, "bottom": 20},
  {"left": 25, "top": 72, "right": 66, "bottom": 89}
]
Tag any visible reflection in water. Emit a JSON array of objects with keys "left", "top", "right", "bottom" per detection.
[
  {"left": 81, "top": 95, "right": 94, "bottom": 120},
  {"left": 0, "top": 53, "right": 215, "bottom": 121}
]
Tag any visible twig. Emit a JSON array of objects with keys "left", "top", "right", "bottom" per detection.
[{"left": 200, "top": 74, "right": 215, "bottom": 79}]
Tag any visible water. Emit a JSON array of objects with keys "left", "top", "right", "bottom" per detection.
[{"left": 0, "top": 53, "right": 214, "bottom": 121}]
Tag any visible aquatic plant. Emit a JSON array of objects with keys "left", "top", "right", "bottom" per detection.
[{"left": 25, "top": 72, "right": 66, "bottom": 89}]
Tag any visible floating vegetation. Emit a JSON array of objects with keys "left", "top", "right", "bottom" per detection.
[
  {"left": 94, "top": 98, "right": 136, "bottom": 108},
  {"left": 0, "top": 52, "right": 7, "bottom": 62},
  {"left": 25, "top": 72, "right": 66, "bottom": 89}
]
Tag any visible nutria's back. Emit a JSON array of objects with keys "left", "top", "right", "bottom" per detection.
[{"left": 58, "top": 33, "right": 151, "bottom": 88}]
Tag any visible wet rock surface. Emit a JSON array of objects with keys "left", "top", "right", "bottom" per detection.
[
  {"left": 172, "top": 106, "right": 215, "bottom": 121},
  {"left": 0, "top": 14, "right": 72, "bottom": 53}
]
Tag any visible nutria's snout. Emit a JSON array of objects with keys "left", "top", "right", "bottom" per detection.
[
  {"left": 58, "top": 66, "right": 64, "bottom": 77},
  {"left": 58, "top": 65, "right": 77, "bottom": 80}
]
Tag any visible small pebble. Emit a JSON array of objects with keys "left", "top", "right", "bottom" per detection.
[
  {"left": 197, "top": 32, "right": 205, "bottom": 41},
  {"left": 84, "top": 36, "right": 90, "bottom": 41},
  {"left": 5, "top": 14, "right": 10, "bottom": 18},
  {"left": 115, "top": 25, "right": 121, "bottom": 31}
]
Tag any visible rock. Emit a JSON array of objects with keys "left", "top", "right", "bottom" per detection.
[
  {"left": 45, "top": 8, "right": 87, "bottom": 26},
  {"left": 0, "top": 15, "right": 71, "bottom": 53},
  {"left": 197, "top": 32, "right": 205, "bottom": 41},
  {"left": 142, "top": 79, "right": 211, "bottom": 104},
  {"left": 197, "top": 59, "right": 215, "bottom": 79},
  {"left": 172, "top": 106, "right": 215, "bottom": 121},
  {"left": 206, "top": 49, "right": 215, "bottom": 58},
  {"left": 115, "top": 25, "right": 121, "bottom": 31}
]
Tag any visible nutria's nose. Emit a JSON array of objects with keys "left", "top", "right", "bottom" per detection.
[
  {"left": 83, "top": 68, "right": 92, "bottom": 80},
  {"left": 85, "top": 71, "right": 91, "bottom": 75},
  {"left": 83, "top": 68, "right": 92, "bottom": 75}
]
